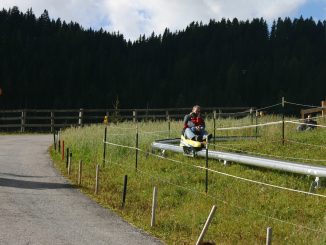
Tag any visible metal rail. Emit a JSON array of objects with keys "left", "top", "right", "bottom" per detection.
[{"left": 152, "top": 139, "right": 326, "bottom": 178}]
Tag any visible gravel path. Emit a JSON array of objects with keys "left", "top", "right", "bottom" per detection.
[{"left": 0, "top": 135, "right": 163, "bottom": 245}]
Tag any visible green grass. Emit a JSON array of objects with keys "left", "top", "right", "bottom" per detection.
[{"left": 51, "top": 116, "right": 326, "bottom": 245}]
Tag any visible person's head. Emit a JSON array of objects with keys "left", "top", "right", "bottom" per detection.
[{"left": 192, "top": 105, "right": 201, "bottom": 116}]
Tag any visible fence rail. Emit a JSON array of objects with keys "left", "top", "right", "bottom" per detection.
[
  {"left": 0, "top": 107, "right": 253, "bottom": 132},
  {"left": 300, "top": 100, "right": 326, "bottom": 118}
]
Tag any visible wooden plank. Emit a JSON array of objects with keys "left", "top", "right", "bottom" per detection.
[
  {"left": 0, "top": 124, "right": 22, "bottom": 128},
  {"left": 0, "top": 117, "right": 21, "bottom": 121},
  {"left": 23, "top": 116, "right": 54, "bottom": 120},
  {"left": 0, "top": 107, "right": 252, "bottom": 114},
  {"left": 300, "top": 108, "right": 322, "bottom": 118}
]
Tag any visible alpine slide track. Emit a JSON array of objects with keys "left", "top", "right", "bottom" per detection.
[{"left": 151, "top": 137, "right": 326, "bottom": 189}]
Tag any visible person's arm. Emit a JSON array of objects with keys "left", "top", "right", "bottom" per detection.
[{"left": 183, "top": 114, "right": 190, "bottom": 129}]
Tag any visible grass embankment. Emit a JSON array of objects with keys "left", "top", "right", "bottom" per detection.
[{"left": 51, "top": 116, "right": 326, "bottom": 244}]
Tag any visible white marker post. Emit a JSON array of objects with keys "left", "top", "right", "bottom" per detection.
[
  {"left": 78, "top": 160, "right": 82, "bottom": 186},
  {"left": 67, "top": 153, "right": 72, "bottom": 175},
  {"left": 95, "top": 164, "right": 99, "bottom": 194},
  {"left": 266, "top": 227, "right": 272, "bottom": 245},
  {"left": 196, "top": 205, "right": 217, "bottom": 245},
  {"left": 151, "top": 186, "right": 157, "bottom": 227}
]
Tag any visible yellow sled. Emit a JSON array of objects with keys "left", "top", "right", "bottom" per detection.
[{"left": 180, "top": 135, "right": 206, "bottom": 157}]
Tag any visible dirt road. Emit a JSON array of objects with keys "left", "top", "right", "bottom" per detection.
[{"left": 0, "top": 135, "right": 162, "bottom": 245}]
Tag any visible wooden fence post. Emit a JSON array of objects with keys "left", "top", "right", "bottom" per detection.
[
  {"left": 78, "top": 160, "right": 82, "bottom": 186},
  {"left": 133, "top": 110, "right": 137, "bottom": 123},
  {"left": 21, "top": 110, "right": 26, "bottom": 133},
  {"left": 78, "top": 108, "right": 83, "bottom": 126},
  {"left": 165, "top": 110, "right": 169, "bottom": 121},
  {"left": 95, "top": 164, "right": 99, "bottom": 194},
  {"left": 50, "top": 111, "right": 54, "bottom": 133},
  {"left": 67, "top": 152, "right": 72, "bottom": 175},
  {"left": 145, "top": 107, "right": 149, "bottom": 121},
  {"left": 62, "top": 140, "right": 65, "bottom": 161},
  {"left": 322, "top": 100, "right": 326, "bottom": 117}
]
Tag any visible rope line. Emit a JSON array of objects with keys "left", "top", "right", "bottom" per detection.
[
  {"left": 218, "top": 110, "right": 252, "bottom": 115},
  {"left": 104, "top": 140, "right": 326, "bottom": 197},
  {"left": 207, "top": 119, "right": 325, "bottom": 132},
  {"left": 103, "top": 158, "right": 325, "bottom": 234},
  {"left": 105, "top": 130, "right": 169, "bottom": 137},
  {"left": 286, "top": 121, "right": 326, "bottom": 128},
  {"left": 285, "top": 101, "right": 325, "bottom": 109},
  {"left": 148, "top": 151, "right": 326, "bottom": 198},
  {"left": 104, "top": 141, "right": 139, "bottom": 150},
  {"left": 206, "top": 120, "right": 264, "bottom": 130},
  {"left": 217, "top": 139, "right": 281, "bottom": 146},
  {"left": 104, "top": 158, "right": 215, "bottom": 199},
  {"left": 197, "top": 165, "right": 326, "bottom": 198},
  {"left": 256, "top": 103, "right": 282, "bottom": 112},
  {"left": 215, "top": 121, "right": 283, "bottom": 131}
]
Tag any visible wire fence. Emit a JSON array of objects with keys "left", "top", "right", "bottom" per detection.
[
  {"left": 285, "top": 101, "right": 325, "bottom": 109},
  {"left": 104, "top": 140, "right": 326, "bottom": 198},
  {"left": 104, "top": 158, "right": 324, "bottom": 234},
  {"left": 55, "top": 98, "right": 326, "bottom": 243}
]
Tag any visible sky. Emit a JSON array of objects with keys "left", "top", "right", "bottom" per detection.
[{"left": 2, "top": 0, "right": 326, "bottom": 41}]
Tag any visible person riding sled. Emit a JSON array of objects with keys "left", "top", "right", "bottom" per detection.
[
  {"left": 183, "top": 105, "right": 212, "bottom": 142},
  {"left": 296, "top": 114, "right": 317, "bottom": 131}
]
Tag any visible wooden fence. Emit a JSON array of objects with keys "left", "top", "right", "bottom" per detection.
[
  {"left": 300, "top": 100, "right": 326, "bottom": 118},
  {"left": 0, "top": 107, "right": 252, "bottom": 132}
]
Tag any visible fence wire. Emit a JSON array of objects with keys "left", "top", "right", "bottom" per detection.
[
  {"left": 102, "top": 157, "right": 325, "bottom": 234},
  {"left": 104, "top": 140, "right": 326, "bottom": 198}
]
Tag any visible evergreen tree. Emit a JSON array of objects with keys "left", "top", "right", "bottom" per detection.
[{"left": 0, "top": 7, "right": 325, "bottom": 109}]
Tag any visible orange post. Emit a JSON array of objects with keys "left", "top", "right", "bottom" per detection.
[{"left": 62, "top": 140, "right": 65, "bottom": 161}]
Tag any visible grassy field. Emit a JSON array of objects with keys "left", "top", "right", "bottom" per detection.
[{"left": 51, "top": 115, "right": 326, "bottom": 244}]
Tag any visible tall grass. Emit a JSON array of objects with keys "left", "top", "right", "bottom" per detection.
[{"left": 51, "top": 115, "right": 326, "bottom": 244}]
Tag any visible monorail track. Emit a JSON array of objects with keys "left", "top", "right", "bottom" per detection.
[{"left": 151, "top": 138, "right": 326, "bottom": 178}]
